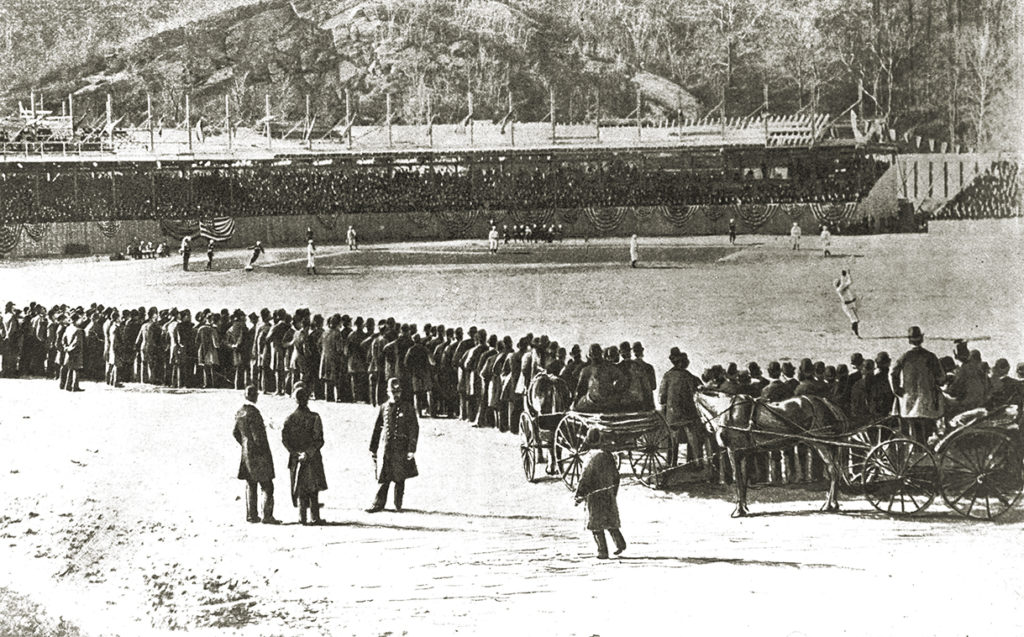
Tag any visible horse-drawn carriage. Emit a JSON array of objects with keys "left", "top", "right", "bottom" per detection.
[
  {"left": 518, "top": 373, "right": 675, "bottom": 490},
  {"left": 695, "top": 389, "right": 1024, "bottom": 521}
]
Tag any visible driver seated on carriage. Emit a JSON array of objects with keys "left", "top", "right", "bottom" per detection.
[{"left": 572, "top": 344, "right": 651, "bottom": 413}]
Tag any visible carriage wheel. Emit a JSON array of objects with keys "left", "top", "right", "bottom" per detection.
[
  {"left": 519, "top": 417, "right": 537, "bottom": 483},
  {"left": 628, "top": 427, "right": 673, "bottom": 488},
  {"left": 844, "top": 424, "right": 900, "bottom": 488},
  {"left": 553, "top": 415, "right": 589, "bottom": 491},
  {"left": 938, "top": 428, "right": 1024, "bottom": 520},
  {"left": 862, "top": 438, "right": 938, "bottom": 516}
]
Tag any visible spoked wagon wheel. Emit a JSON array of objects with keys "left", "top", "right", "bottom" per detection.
[
  {"left": 844, "top": 424, "right": 900, "bottom": 488},
  {"left": 519, "top": 414, "right": 537, "bottom": 483},
  {"left": 938, "top": 427, "right": 1024, "bottom": 521},
  {"left": 628, "top": 427, "right": 674, "bottom": 488},
  {"left": 553, "top": 414, "right": 589, "bottom": 491},
  {"left": 862, "top": 438, "right": 938, "bottom": 516}
]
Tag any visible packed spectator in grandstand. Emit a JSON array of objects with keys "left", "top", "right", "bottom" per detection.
[
  {"left": 936, "top": 160, "right": 1023, "bottom": 220},
  {"left": 0, "top": 156, "right": 888, "bottom": 224}
]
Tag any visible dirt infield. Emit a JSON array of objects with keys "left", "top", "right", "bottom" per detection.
[{"left": 0, "top": 222, "right": 1023, "bottom": 636}]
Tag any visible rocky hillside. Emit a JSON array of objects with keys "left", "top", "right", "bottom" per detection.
[{"left": 18, "top": 0, "right": 698, "bottom": 129}]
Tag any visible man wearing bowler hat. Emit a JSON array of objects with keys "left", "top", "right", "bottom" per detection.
[
  {"left": 367, "top": 378, "right": 419, "bottom": 512},
  {"left": 891, "top": 326, "right": 944, "bottom": 439}
]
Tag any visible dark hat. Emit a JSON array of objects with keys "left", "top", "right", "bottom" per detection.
[
  {"left": 782, "top": 361, "right": 796, "bottom": 376},
  {"left": 669, "top": 346, "right": 682, "bottom": 362},
  {"left": 875, "top": 351, "right": 891, "bottom": 366},
  {"left": 953, "top": 339, "right": 969, "bottom": 360},
  {"left": 993, "top": 358, "right": 1010, "bottom": 374},
  {"left": 244, "top": 385, "right": 259, "bottom": 402},
  {"left": 726, "top": 362, "right": 738, "bottom": 376},
  {"left": 632, "top": 341, "right": 644, "bottom": 353},
  {"left": 588, "top": 343, "right": 603, "bottom": 360},
  {"left": 747, "top": 361, "right": 762, "bottom": 376},
  {"left": 1016, "top": 362, "right": 1024, "bottom": 378},
  {"left": 908, "top": 326, "right": 924, "bottom": 343},
  {"left": 813, "top": 361, "right": 826, "bottom": 376},
  {"left": 824, "top": 366, "right": 836, "bottom": 381},
  {"left": 850, "top": 352, "right": 864, "bottom": 366},
  {"left": 767, "top": 361, "right": 782, "bottom": 376},
  {"left": 570, "top": 344, "right": 581, "bottom": 354},
  {"left": 619, "top": 341, "right": 631, "bottom": 352},
  {"left": 939, "top": 356, "right": 956, "bottom": 374}
]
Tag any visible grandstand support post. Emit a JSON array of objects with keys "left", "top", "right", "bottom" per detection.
[
  {"left": 386, "top": 93, "right": 393, "bottom": 148},
  {"left": 549, "top": 86, "right": 556, "bottom": 142},
  {"left": 265, "top": 94, "right": 272, "bottom": 150},
  {"left": 68, "top": 93, "right": 74, "bottom": 140},
  {"left": 306, "top": 94, "right": 312, "bottom": 151},
  {"left": 186, "top": 94, "right": 193, "bottom": 155},
  {"left": 468, "top": 91, "right": 474, "bottom": 146},
  {"left": 636, "top": 87, "right": 642, "bottom": 141},
  {"left": 106, "top": 93, "right": 114, "bottom": 148},
  {"left": 225, "top": 94, "right": 232, "bottom": 153},
  {"left": 508, "top": 91, "right": 515, "bottom": 147},
  {"left": 763, "top": 84, "right": 769, "bottom": 148},
  {"left": 427, "top": 95, "right": 433, "bottom": 148},
  {"left": 345, "top": 89, "right": 352, "bottom": 149},
  {"left": 595, "top": 89, "right": 600, "bottom": 142},
  {"left": 857, "top": 78, "right": 864, "bottom": 122},
  {"left": 148, "top": 94, "right": 155, "bottom": 154}
]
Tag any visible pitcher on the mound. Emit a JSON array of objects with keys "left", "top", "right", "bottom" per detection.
[{"left": 835, "top": 269, "right": 860, "bottom": 337}]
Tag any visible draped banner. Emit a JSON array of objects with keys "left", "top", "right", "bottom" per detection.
[
  {"left": 0, "top": 224, "right": 21, "bottom": 254},
  {"left": 659, "top": 205, "right": 700, "bottom": 227},
  {"left": 703, "top": 206, "right": 724, "bottom": 222},
  {"left": 631, "top": 206, "right": 654, "bottom": 220},
  {"left": 508, "top": 208, "right": 556, "bottom": 227},
  {"left": 736, "top": 203, "right": 780, "bottom": 229},
  {"left": 159, "top": 219, "right": 199, "bottom": 241},
  {"left": 95, "top": 220, "right": 121, "bottom": 239},
  {"left": 22, "top": 223, "right": 49, "bottom": 242},
  {"left": 432, "top": 210, "right": 481, "bottom": 238},
  {"left": 557, "top": 208, "right": 580, "bottom": 225},
  {"left": 583, "top": 207, "right": 627, "bottom": 233},
  {"left": 781, "top": 204, "right": 805, "bottom": 221},
  {"left": 199, "top": 217, "right": 236, "bottom": 241},
  {"left": 810, "top": 202, "right": 859, "bottom": 225}
]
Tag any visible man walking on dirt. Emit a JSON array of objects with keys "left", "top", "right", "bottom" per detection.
[{"left": 233, "top": 385, "right": 280, "bottom": 524}]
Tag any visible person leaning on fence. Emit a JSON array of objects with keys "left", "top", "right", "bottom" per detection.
[{"left": 574, "top": 430, "right": 626, "bottom": 560}]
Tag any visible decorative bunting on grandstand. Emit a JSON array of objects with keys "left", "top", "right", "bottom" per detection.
[
  {"left": 809, "top": 202, "right": 859, "bottom": 225},
  {"left": 737, "top": 203, "right": 780, "bottom": 229},
  {"left": 631, "top": 206, "right": 654, "bottom": 220},
  {"left": 95, "top": 220, "right": 121, "bottom": 239},
  {"left": 432, "top": 210, "right": 481, "bottom": 238},
  {"left": 0, "top": 224, "right": 21, "bottom": 255},
  {"left": 780, "top": 204, "right": 805, "bottom": 221},
  {"left": 702, "top": 206, "right": 724, "bottom": 222},
  {"left": 659, "top": 205, "right": 700, "bottom": 227},
  {"left": 508, "top": 208, "right": 556, "bottom": 227},
  {"left": 557, "top": 208, "right": 580, "bottom": 225},
  {"left": 159, "top": 218, "right": 200, "bottom": 241},
  {"left": 199, "top": 217, "right": 236, "bottom": 241},
  {"left": 22, "top": 223, "right": 49, "bottom": 242},
  {"left": 583, "top": 207, "right": 626, "bottom": 233}
]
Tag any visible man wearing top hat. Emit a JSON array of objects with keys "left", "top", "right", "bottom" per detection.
[
  {"left": 367, "top": 378, "right": 419, "bottom": 512},
  {"left": 891, "top": 326, "right": 944, "bottom": 438}
]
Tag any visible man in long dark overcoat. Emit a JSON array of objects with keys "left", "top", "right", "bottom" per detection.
[
  {"left": 281, "top": 384, "right": 328, "bottom": 525},
  {"left": 367, "top": 378, "right": 419, "bottom": 512},
  {"left": 574, "top": 431, "right": 626, "bottom": 559},
  {"left": 233, "top": 385, "right": 280, "bottom": 524}
]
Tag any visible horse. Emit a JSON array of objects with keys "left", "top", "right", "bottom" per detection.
[
  {"left": 526, "top": 371, "right": 572, "bottom": 416},
  {"left": 694, "top": 389, "right": 852, "bottom": 517}
]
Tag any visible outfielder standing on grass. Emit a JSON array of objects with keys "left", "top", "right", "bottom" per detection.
[{"left": 835, "top": 269, "right": 860, "bottom": 337}]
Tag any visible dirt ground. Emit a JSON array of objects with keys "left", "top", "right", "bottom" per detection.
[{"left": 0, "top": 221, "right": 1023, "bottom": 636}]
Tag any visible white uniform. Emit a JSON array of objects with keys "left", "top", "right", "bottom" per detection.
[
  {"left": 820, "top": 228, "right": 831, "bottom": 255},
  {"left": 347, "top": 227, "right": 358, "bottom": 250},
  {"left": 488, "top": 227, "right": 499, "bottom": 253},
  {"left": 629, "top": 236, "right": 639, "bottom": 264},
  {"left": 836, "top": 273, "right": 858, "bottom": 324},
  {"left": 306, "top": 242, "right": 316, "bottom": 269},
  {"left": 790, "top": 223, "right": 801, "bottom": 249}
]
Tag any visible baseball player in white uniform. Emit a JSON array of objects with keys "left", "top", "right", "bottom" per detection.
[
  {"left": 790, "top": 222, "right": 801, "bottom": 250},
  {"left": 820, "top": 225, "right": 832, "bottom": 257},
  {"left": 306, "top": 239, "right": 317, "bottom": 275},
  {"left": 487, "top": 226, "right": 499, "bottom": 254},
  {"left": 835, "top": 269, "right": 859, "bottom": 337}
]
